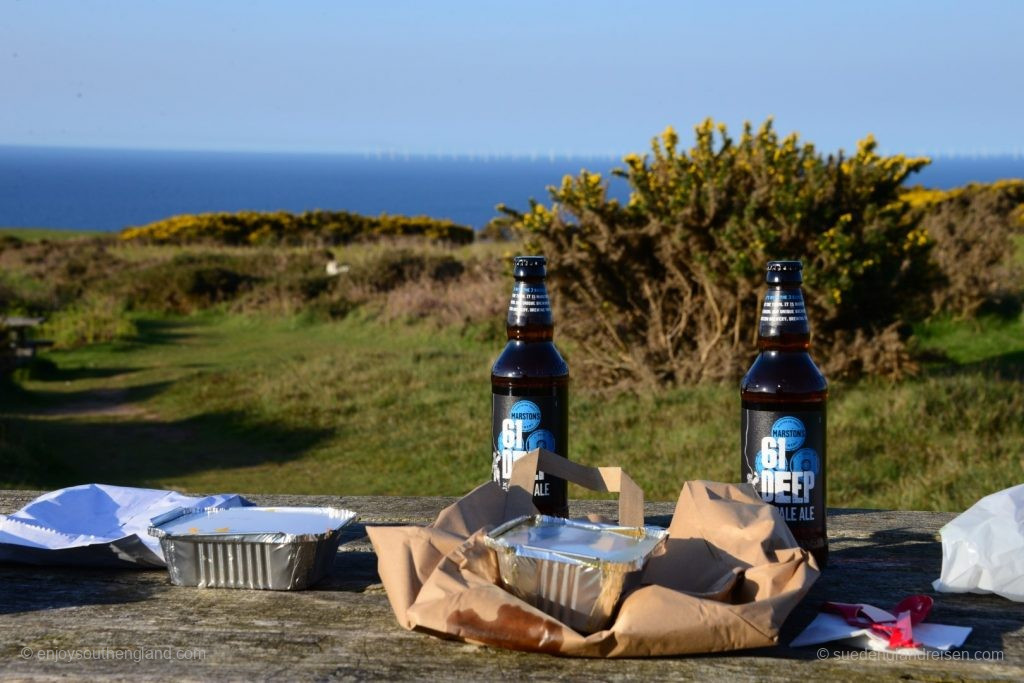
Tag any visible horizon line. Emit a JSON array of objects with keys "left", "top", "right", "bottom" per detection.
[
  {"left": 0, "top": 142, "right": 623, "bottom": 162},
  {"left": 2, "top": 141, "right": 1023, "bottom": 161}
]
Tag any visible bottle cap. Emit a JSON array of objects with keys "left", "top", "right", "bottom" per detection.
[
  {"left": 514, "top": 255, "right": 547, "bottom": 279},
  {"left": 765, "top": 260, "right": 803, "bottom": 284}
]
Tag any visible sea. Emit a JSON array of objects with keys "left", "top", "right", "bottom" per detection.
[{"left": 1, "top": 145, "right": 1022, "bottom": 232}]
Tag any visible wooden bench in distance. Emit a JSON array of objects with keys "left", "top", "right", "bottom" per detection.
[{"left": 0, "top": 491, "right": 1020, "bottom": 679}]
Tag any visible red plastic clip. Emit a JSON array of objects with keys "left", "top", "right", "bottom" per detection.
[{"left": 892, "top": 595, "right": 932, "bottom": 625}]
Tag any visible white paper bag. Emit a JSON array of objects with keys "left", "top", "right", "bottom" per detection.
[
  {"left": 0, "top": 483, "right": 249, "bottom": 567},
  {"left": 933, "top": 483, "right": 1024, "bottom": 602}
]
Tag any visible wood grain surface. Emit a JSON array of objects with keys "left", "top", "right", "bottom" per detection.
[{"left": 1, "top": 490, "right": 1020, "bottom": 681}]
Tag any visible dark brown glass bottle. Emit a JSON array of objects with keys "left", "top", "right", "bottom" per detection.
[
  {"left": 741, "top": 260, "right": 828, "bottom": 568},
  {"left": 491, "top": 256, "right": 569, "bottom": 516}
]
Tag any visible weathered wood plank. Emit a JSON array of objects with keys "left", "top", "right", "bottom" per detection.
[{"left": 0, "top": 490, "right": 1020, "bottom": 680}]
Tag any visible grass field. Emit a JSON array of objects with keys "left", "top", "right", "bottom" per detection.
[{"left": 2, "top": 307, "right": 1021, "bottom": 512}]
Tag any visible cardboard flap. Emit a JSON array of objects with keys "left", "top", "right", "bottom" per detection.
[{"left": 505, "top": 448, "right": 644, "bottom": 527}]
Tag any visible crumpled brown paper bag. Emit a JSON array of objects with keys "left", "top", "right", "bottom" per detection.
[{"left": 367, "top": 449, "right": 819, "bottom": 657}]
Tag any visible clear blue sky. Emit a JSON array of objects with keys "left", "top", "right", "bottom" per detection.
[{"left": 2, "top": 0, "right": 1021, "bottom": 157}]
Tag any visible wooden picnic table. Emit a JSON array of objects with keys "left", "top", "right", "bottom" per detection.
[
  {"left": 1, "top": 317, "right": 52, "bottom": 366},
  {"left": 1, "top": 317, "right": 46, "bottom": 329},
  {"left": 0, "top": 490, "right": 1021, "bottom": 680}
]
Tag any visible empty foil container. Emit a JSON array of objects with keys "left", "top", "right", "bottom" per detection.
[
  {"left": 484, "top": 515, "right": 668, "bottom": 633},
  {"left": 148, "top": 506, "right": 358, "bottom": 590}
]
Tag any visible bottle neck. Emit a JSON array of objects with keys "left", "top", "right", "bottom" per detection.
[
  {"left": 506, "top": 277, "right": 555, "bottom": 341},
  {"left": 507, "top": 326, "right": 554, "bottom": 341},
  {"left": 757, "top": 284, "right": 811, "bottom": 351}
]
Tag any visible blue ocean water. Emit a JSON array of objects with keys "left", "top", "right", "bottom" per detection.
[{"left": 1, "top": 146, "right": 1022, "bottom": 232}]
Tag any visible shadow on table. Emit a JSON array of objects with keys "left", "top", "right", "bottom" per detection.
[
  {"left": 315, "top": 552, "right": 381, "bottom": 593},
  {"left": 0, "top": 564, "right": 160, "bottom": 616},
  {"left": 313, "top": 522, "right": 398, "bottom": 593}
]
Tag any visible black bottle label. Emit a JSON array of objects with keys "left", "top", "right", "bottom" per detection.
[
  {"left": 741, "top": 406, "right": 825, "bottom": 527},
  {"left": 491, "top": 389, "right": 568, "bottom": 506}
]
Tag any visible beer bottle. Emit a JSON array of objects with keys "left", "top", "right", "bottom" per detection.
[
  {"left": 491, "top": 255, "right": 569, "bottom": 516},
  {"left": 741, "top": 260, "right": 828, "bottom": 567}
]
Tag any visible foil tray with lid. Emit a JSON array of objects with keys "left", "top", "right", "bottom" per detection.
[
  {"left": 148, "top": 506, "right": 358, "bottom": 590},
  {"left": 484, "top": 514, "right": 668, "bottom": 633}
]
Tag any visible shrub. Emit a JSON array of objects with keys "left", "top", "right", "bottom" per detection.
[
  {"left": 40, "top": 293, "right": 138, "bottom": 349},
  {"left": 379, "top": 259, "right": 507, "bottom": 336},
  {"left": 478, "top": 219, "right": 517, "bottom": 242},
  {"left": 120, "top": 210, "right": 475, "bottom": 246},
  {"left": 0, "top": 235, "right": 22, "bottom": 250},
  {"left": 905, "top": 180, "right": 1024, "bottom": 317},
  {"left": 502, "top": 119, "right": 935, "bottom": 389},
  {"left": 227, "top": 251, "right": 343, "bottom": 317},
  {"left": 0, "top": 238, "right": 118, "bottom": 315},
  {"left": 346, "top": 249, "right": 465, "bottom": 293},
  {"left": 113, "top": 254, "right": 257, "bottom": 314}
]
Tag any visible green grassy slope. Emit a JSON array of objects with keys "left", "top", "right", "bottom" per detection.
[{"left": 3, "top": 310, "right": 1020, "bottom": 511}]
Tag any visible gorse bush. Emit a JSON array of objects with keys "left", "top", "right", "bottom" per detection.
[
  {"left": 502, "top": 119, "right": 935, "bottom": 389},
  {"left": 120, "top": 210, "right": 475, "bottom": 246},
  {"left": 904, "top": 180, "right": 1024, "bottom": 317}
]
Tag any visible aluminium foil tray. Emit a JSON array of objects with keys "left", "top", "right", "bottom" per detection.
[
  {"left": 484, "top": 515, "right": 667, "bottom": 633},
  {"left": 148, "top": 506, "right": 358, "bottom": 590}
]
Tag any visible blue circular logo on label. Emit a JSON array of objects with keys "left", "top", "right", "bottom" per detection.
[
  {"left": 771, "top": 416, "right": 806, "bottom": 451},
  {"left": 509, "top": 400, "right": 542, "bottom": 432},
  {"left": 526, "top": 429, "right": 555, "bottom": 452},
  {"left": 791, "top": 448, "right": 819, "bottom": 474},
  {"left": 754, "top": 450, "right": 789, "bottom": 473},
  {"left": 753, "top": 451, "right": 766, "bottom": 474}
]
